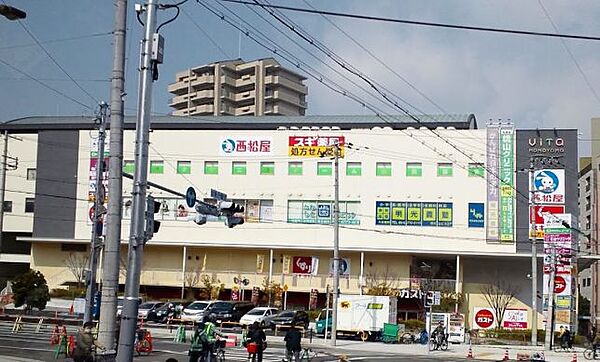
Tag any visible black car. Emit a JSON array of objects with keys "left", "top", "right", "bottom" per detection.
[
  {"left": 208, "top": 301, "right": 255, "bottom": 323},
  {"left": 150, "top": 302, "right": 183, "bottom": 323},
  {"left": 269, "top": 310, "right": 310, "bottom": 330}
]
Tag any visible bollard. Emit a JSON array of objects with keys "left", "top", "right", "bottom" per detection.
[
  {"left": 11, "top": 315, "right": 22, "bottom": 333},
  {"left": 35, "top": 317, "right": 44, "bottom": 333}
]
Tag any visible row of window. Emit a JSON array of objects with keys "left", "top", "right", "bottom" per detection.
[
  {"left": 3, "top": 199, "right": 34, "bottom": 213},
  {"left": 124, "top": 160, "right": 485, "bottom": 178}
]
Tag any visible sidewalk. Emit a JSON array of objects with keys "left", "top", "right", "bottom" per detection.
[{"left": 0, "top": 356, "right": 44, "bottom": 362}]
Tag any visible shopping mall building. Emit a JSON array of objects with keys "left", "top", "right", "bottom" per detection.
[{"left": 0, "top": 114, "right": 580, "bottom": 330}]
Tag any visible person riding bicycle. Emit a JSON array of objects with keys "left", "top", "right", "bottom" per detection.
[
  {"left": 431, "top": 322, "right": 446, "bottom": 346},
  {"left": 73, "top": 321, "right": 105, "bottom": 362},
  {"left": 284, "top": 325, "right": 302, "bottom": 362},
  {"left": 189, "top": 322, "right": 210, "bottom": 362},
  {"left": 247, "top": 321, "right": 267, "bottom": 362},
  {"left": 203, "top": 316, "right": 226, "bottom": 360},
  {"left": 559, "top": 327, "right": 572, "bottom": 349}
]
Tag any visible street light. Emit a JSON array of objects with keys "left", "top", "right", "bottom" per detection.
[{"left": 0, "top": 5, "right": 26, "bottom": 20}]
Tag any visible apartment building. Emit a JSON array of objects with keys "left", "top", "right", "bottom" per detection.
[
  {"left": 0, "top": 114, "right": 581, "bottom": 331},
  {"left": 168, "top": 58, "right": 307, "bottom": 117},
  {"left": 578, "top": 158, "right": 593, "bottom": 305}
]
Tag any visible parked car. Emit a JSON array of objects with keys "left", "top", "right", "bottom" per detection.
[
  {"left": 138, "top": 301, "right": 164, "bottom": 319},
  {"left": 180, "top": 300, "right": 216, "bottom": 322},
  {"left": 208, "top": 301, "right": 255, "bottom": 323},
  {"left": 239, "top": 307, "right": 278, "bottom": 326},
  {"left": 150, "top": 302, "right": 183, "bottom": 323},
  {"left": 116, "top": 296, "right": 142, "bottom": 318},
  {"left": 269, "top": 310, "right": 310, "bottom": 330}
]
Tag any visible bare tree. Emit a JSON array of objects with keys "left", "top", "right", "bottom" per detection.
[
  {"left": 199, "top": 274, "right": 224, "bottom": 300},
  {"left": 364, "top": 266, "right": 400, "bottom": 296},
  {"left": 64, "top": 253, "right": 89, "bottom": 288},
  {"left": 184, "top": 267, "right": 202, "bottom": 299},
  {"left": 480, "top": 279, "right": 520, "bottom": 329}
]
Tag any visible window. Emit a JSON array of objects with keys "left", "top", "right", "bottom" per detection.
[
  {"left": 437, "top": 163, "right": 453, "bottom": 177},
  {"left": 317, "top": 162, "right": 332, "bottom": 176},
  {"left": 204, "top": 161, "right": 218, "bottom": 175},
  {"left": 25, "top": 198, "right": 34, "bottom": 213},
  {"left": 123, "top": 160, "right": 135, "bottom": 173},
  {"left": 260, "top": 162, "right": 275, "bottom": 175},
  {"left": 406, "top": 162, "right": 422, "bottom": 177},
  {"left": 232, "top": 161, "right": 247, "bottom": 175},
  {"left": 60, "top": 243, "right": 87, "bottom": 252},
  {"left": 288, "top": 162, "right": 303, "bottom": 176},
  {"left": 150, "top": 161, "right": 164, "bottom": 174},
  {"left": 3, "top": 201, "right": 12, "bottom": 213},
  {"left": 376, "top": 162, "right": 392, "bottom": 177},
  {"left": 26, "top": 168, "right": 36, "bottom": 181},
  {"left": 346, "top": 162, "right": 362, "bottom": 176},
  {"left": 468, "top": 163, "right": 484, "bottom": 177},
  {"left": 177, "top": 161, "right": 191, "bottom": 174}
]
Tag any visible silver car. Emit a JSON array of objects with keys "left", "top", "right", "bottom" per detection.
[{"left": 181, "top": 300, "right": 216, "bottom": 322}]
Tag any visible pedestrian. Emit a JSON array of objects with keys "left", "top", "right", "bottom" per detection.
[
  {"left": 248, "top": 321, "right": 266, "bottom": 362},
  {"left": 284, "top": 325, "right": 302, "bottom": 362},
  {"left": 72, "top": 321, "right": 104, "bottom": 362},
  {"left": 189, "top": 322, "right": 209, "bottom": 362}
]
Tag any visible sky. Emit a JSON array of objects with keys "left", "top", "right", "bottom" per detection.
[{"left": 0, "top": 0, "right": 599, "bottom": 155}]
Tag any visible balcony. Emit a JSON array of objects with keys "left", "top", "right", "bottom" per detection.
[
  {"left": 168, "top": 94, "right": 188, "bottom": 108},
  {"left": 167, "top": 81, "right": 189, "bottom": 95},
  {"left": 265, "top": 75, "right": 308, "bottom": 94},
  {"left": 190, "top": 75, "right": 215, "bottom": 90},
  {"left": 189, "top": 90, "right": 214, "bottom": 103}
]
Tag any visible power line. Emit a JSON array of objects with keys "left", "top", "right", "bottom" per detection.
[
  {"left": 15, "top": 18, "right": 100, "bottom": 105},
  {"left": 0, "top": 57, "right": 93, "bottom": 110},
  {"left": 180, "top": 6, "right": 233, "bottom": 59},
  {"left": 537, "top": 0, "right": 600, "bottom": 105},
  {"left": 0, "top": 31, "right": 114, "bottom": 51},
  {"left": 221, "top": 0, "right": 600, "bottom": 41}
]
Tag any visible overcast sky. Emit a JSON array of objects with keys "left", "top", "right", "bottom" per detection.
[{"left": 0, "top": 1, "right": 598, "bottom": 155}]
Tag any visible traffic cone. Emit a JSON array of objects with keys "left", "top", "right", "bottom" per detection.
[
  {"left": 572, "top": 351, "right": 578, "bottom": 362},
  {"left": 466, "top": 344, "right": 474, "bottom": 359},
  {"left": 502, "top": 348, "right": 509, "bottom": 361}
]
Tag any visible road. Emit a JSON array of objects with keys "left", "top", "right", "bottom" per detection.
[{"left": 0, "top": 320, "right": 484, "bottom": 361}]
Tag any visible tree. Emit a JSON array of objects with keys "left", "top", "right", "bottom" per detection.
[
  {"left": 184, "top": 267, "right": 202, "bottom": 299},
  {"left": 480, "top": 279, "right": 520, "bottom": 329},
  {"left": 261, "top": 277, "right": 283, "bottom": 307},
  {"left": 12, "top": 269, "right": 50, "bottom": 312},
  {"left": 64, "top": 253, "right": 89, "bottom": 289},
  {"left": 364, "top": 266, "right": 399, "bottom": 296},
  {"left": 199, "top": 274, "right": 224, "bottom": 300}
]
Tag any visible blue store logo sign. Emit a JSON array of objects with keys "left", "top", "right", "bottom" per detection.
[
  {"left": 221, "top": 139, "right": 236, "bottom": 153},
  {"left": 468, "top": 203, "right": 485, "bottom": 228},
  {"left": 534, "top": 170, "right": 560, "bottom": 194}
]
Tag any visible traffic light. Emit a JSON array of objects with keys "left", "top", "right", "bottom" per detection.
[
  {"left": 217, "top": 200, "right": 245, "bottom": 228},
  {"left": 194, "top": 202, "right": 219, "bottom": 226},
  {"left": 0, "top": 5, "right": 26, "bottom": 20},
  {"left": 145, "top": 195, "right": 161, "bottom": 241}
]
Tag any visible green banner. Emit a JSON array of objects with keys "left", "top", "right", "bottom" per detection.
[{"left": 499, "top": 127, "right": 514, "bottom": 242}]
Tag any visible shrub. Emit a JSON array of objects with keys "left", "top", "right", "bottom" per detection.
[{"left": 401, "top": 319, "right": 425, "bottom": 332}]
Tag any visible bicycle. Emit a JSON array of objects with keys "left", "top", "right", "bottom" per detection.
[
  {"left": 399, "top": 332, "right": 416, "bottom": 344},
  {"left": 198, "top": 340, "right": 226, "bottom": 362},
  {"left": 429, "top": 333, "right": 448, "bottom": 351},
  {"left": 584, "top": 346, "right": 600, "bottom": 360},
  {"left": 282, "top": 347, "right": 318, "bottom": 362}
]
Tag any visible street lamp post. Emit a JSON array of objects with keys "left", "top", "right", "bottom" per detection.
[{"left": 0, "top": 5, "right": 26, "bottom": 20}]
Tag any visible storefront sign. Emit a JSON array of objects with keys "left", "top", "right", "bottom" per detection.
[
  {"left": 375, "top": 201, "right": 453, "bottom": 227},
  {"left": 256, "top": 254, "right": 265, "bottom": 274},
  {"left": 220, "top": 137, "right": 272, "bottom": 155},
  {"left": 292, "top": 256, "right": 318, "bottom": 275},
  {"left": 329, "top": 258, "right": 351, "bottom": 277},
  {"left": 486, "top": 125, "right": 499, "bottom": 241},
  {"left": 473, "top": 308, "right": 495, "bottom": 329},
  {"left": 530, "top": 205, "right": 565, "bottom": 238},
  {"left": 499, "top": 126, "right": 515, "bottom": 242},
  {"left": 502, "top": 309, "right": 528, "bottom": 329},
  {"left": 288, "top": 135, "right": 345, "bottom": 157},
  {"left": 287, "top": 200, "right": 360, "bottom": 225},
  {"left": 530, "top": 169, "right": 565, "bottom": 204},
  {"left": 527, "top": 137, "right": 565, "bottom": 154},
  {"left": 468, "top": 203, "right": 485, "bottom": 228},
  {"left": 309, "top": 289, "right": 318, "bottom": 310}
]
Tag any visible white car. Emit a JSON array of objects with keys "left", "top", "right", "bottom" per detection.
[
  {"left": 181, "top": 300, "right": 216, "bottom": 322},
  {"left": 239, "top": 307, "right": 278, "bottom": 326}
]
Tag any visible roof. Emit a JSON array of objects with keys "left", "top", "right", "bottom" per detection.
[{"left": 0, "top": 114, "right": 477, "bottom": 133}]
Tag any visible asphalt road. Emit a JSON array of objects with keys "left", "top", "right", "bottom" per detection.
[{"left": 0, "top": 320, "right": 487, "bottom": 361}]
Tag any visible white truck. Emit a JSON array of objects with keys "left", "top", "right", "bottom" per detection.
[{"left": 332, "top": 294, "right": 397, "bottom": 341}]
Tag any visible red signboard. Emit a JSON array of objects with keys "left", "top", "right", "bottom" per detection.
[
  {"left": 533, "top": 205, "right": 565, "bottom": 225},
  {"left": 292, "top": 256, "right": 314, "bottom": 274},
  {"left": 554, "top": 276, "right": 567, "bottom": 294},
  {"left": 474, "top": 309, "right": 495, "bottom": 329}
]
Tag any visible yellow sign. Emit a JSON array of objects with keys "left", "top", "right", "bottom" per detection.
[
  {"left": 288, "top": 136, "right": 345, "bottom": 158},
  {"left": 283, "top": 284, "right": 288, "bottom": 292}
]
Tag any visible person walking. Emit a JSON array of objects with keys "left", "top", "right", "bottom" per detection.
[
  {"left": 284, "top": 325, "right": 302, "bottom": 362},
  {"left": 248, "top": 321, "right": 266, "bottom": 362},
  {"left": 72, "top": 321, "right": 104, "bottom": 362}
]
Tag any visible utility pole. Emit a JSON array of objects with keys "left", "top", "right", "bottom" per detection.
[
  {"left": 331, "top": 141, "right": 340, "bottom": 347},
  {"left": 0, "top": 131, "right": 8, "bottom": 252},
  {"left": 116, "top": 1, "right": 158, "bottom": 360},
  {"left": 529, "top": 158, "right": 538, "bottom": 346},
  {"left": 545, "top": 243, "right": 556, "bottom": 351},
  {"left": 84, "top": 102, "right": 109, "bottom": 323},
  {"left": 98, "top": 0, "right": 127, "bottom": 356}
]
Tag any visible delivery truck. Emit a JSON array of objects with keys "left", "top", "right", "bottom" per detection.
[{"left": 316, "top": 294, "right": 397, "bottom": 341}]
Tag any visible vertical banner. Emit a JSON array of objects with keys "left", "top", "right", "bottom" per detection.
[
  {"left": 256, "top": 254, "right": 265, "bottom": 274},
  {"left": 282, "top": 255, "right": 291, "bottom": 275},
  {"left": 499, "top": 126, "right": 515, "bottom": 242},
  {"left": 309, "top": 289, "right": 318, "bottom": 310},
  {"left": 251, "top": 286, "right": 260, "bottom": 305},
  {"left": 486, "top": 125, "right": 499, "bottom": 241}
]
